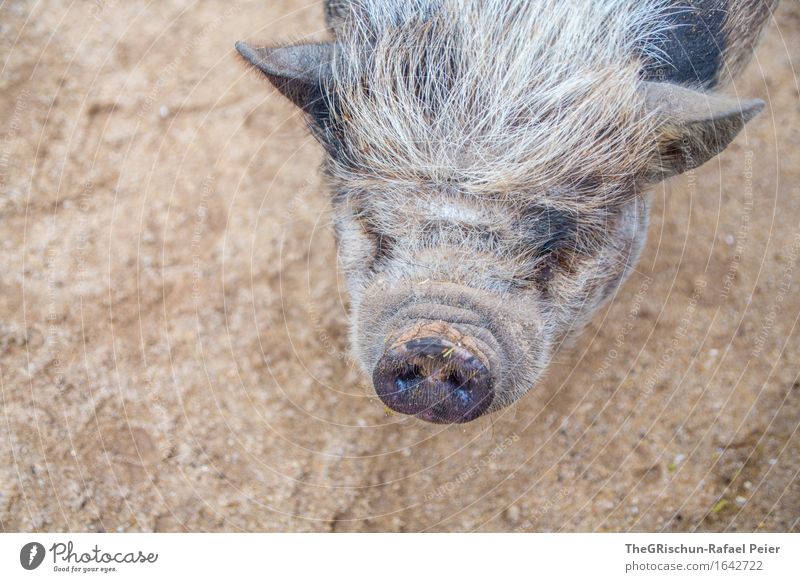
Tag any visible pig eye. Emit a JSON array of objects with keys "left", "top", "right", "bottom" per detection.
[
  {"left": 513, "top": 205, "right": 595, "bottom": 288},
  {"left": 518, "top": 205, "right": 580, "bottom": 254},
  {"left": 534, "top": 248, "right": 577, "bottom": 287},
  {"left": 540, "top": 229, "right": 577, "bottom": 254},
  {"left": 357, "top": 214, "right": 394, "bottom": 267}
]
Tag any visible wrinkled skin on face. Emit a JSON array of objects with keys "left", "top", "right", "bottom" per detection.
[
  {"left": 332, "top": 182, "right": 651, "bottom": 422},
  {"left": 235, "top": 1, "right": 768, "bottom": 423}
]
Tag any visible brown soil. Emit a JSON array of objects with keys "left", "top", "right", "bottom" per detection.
[{"left": 1, "top": 1, "right": 798, "bottom": 532}]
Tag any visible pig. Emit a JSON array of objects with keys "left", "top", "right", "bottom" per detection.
[{"left": 236, "top": 0, "right": 777, "bottom": 423}]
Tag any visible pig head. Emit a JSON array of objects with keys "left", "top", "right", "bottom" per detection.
[{"left": 236, "top": 1, "right": 770, "bottom": 423}]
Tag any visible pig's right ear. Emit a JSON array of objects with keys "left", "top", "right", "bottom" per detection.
[
  {"left": 235, "top": 41, "right": 333, "bottom": 113},
  {"left": 642, "top": 81, "right": 764, "bottom": 182}
]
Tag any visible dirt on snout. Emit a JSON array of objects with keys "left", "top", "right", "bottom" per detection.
[{"left": 0, "top": 1, "right": 798, "bottom": 532}]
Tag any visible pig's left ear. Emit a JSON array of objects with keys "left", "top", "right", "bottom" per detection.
[
  {"left": 235, "top": 41, "right": 333, "bottom": 113},
  {"left": 642, "top": 82, "right": 764, "bottom": 182}
]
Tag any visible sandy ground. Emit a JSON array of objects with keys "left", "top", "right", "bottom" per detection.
[{"left": 0, "top": 0, "right": 798, "bottom": 533}]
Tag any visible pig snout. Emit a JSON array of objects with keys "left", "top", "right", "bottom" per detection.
[
  {"left": 357, "top": 283, "right": 546, "bottom": 424},
  {"left": 372, "top": 327, "right": 494, "bottom": 424}
]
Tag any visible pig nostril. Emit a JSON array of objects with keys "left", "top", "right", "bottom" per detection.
[
  {"left": 446, "top": 372, "right": 465, "bottom": 388},
  {"left": 395, "top": 365, "right": 424, "bottom": 392},
  {"left": 372, "top": 337, "right": 494, "bottom": 424}
]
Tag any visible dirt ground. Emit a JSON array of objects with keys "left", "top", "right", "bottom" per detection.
[{"left": 0, "top": 0, "right": 798, "bottom": 533}]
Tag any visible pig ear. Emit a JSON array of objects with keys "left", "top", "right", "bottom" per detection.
[
  {"left": 235, "top": 41, "right": 333, "bottom": 112},
  {"left": 642, "top": 82, "right": 764, "bottom": 181}
]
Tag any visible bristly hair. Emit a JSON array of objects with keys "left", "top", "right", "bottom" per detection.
[{"left": 319, "top": 0, "right": 678, "bottom": 206}]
